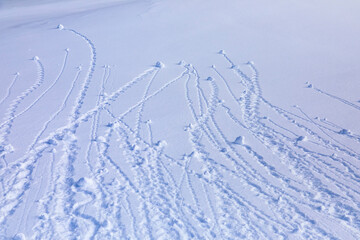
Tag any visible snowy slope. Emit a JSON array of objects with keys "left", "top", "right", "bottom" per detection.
[{"left": 1, "top": 0, "right": 360, "bottom": 239}]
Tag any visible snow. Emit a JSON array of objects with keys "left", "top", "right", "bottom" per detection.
[
  {"left": 57, "top": 24, "right": 64, "bottom": 30},
  {"left": 155, "top": 61, "right": 165, "bottom": 69},
  {"left": 233, "top": 136, "right": 245, "bottom": 145},
  {"left": 1, "top": 0, "right": 360, "bottom": 239}
]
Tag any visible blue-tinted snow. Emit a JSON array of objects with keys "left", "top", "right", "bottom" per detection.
[{"left": 0, "top": 0, "right": 360, "bottom": 239}]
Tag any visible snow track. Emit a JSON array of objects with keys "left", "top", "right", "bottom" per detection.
[{"left": 1, "top": 23, "right": 360, "bottom": 240}]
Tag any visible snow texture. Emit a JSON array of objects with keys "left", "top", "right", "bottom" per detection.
[{"left": 0, "top": 0, "right": 360, "bottom": 239}]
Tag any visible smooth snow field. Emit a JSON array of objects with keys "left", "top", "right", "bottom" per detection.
[{"left": 1, "top": 0, "right": 360, "bottom": 239}]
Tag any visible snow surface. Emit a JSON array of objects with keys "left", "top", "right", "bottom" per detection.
[{"left": 1, "top": 0, "right": 360, "bottom": 239}]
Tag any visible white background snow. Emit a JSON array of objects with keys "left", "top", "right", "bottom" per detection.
[{"left": 0, "top": 0, "right": 360, "bottom": 239}]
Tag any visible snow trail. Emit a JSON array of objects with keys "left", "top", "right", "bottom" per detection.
[{"left": 1, "top": 13, "right": 360, "bottom": 238}]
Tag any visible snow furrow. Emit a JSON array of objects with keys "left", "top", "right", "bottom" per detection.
[{"left": 0, "top": 73, "right": 20, "bottom": 108}]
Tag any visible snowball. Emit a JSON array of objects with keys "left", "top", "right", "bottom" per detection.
[
  {"left": 155, "top": 61, "right": 164, "bottom": 68},
  {"left": 182, "top": 154, "right": 190, "bottom": 161},
  {"left": 132, "top": 144, "right": 141, "bottom": 151},
  {"left": 33, "top": 56, "right": 39, "bottom": 61},
  {"left": 218, "top": 50, "right": 226, "bottom": 54},
  {"left": 45, "top": 139, "right": 57, "bottom": 146},
  {"left": 206, "top": 77, "right": 213, "bottom": 81},
  {"left": 296, "top": 136, "right": 307, "bottom": 142},
  {"left": 13, "top": 233, "right": 26, "bottom": 240},
  {"left": 75, "top": 177, "right": 96, "bottom": 189},
  {"left": 184, "top": 124, "right": 193, "bottom": 131},
  {"left": 233, "top": 136, "right": 244, "bottom": 145},
  {"left": 84, "top": 177, "right": 96, "bottom": 188},
  {"left": 178, "top": 60, "right": 185, "bottom": 65},
  {"left": 220, "top": 148, "right": 227, "bottom": 152},
  {"left": 339, "top": 129, "right": 351, "bottom": 135},
  {"left": 54, "top": 133, "right": 64, "bottom": 140},
  {"left": 57, "top": 24, "right": 64, "bottom": 30},
  {"left": 75, "top": 177, "right": 86, "bottom": 188},
  {"left": 155, "top": 140, "right": 167, "bottom": 147},
  {"left": 97, "top": 136, "right": 107, "bottom": 143},
  {"left": 193, "top": 151, "right": 202, "bottom": 159},
  {"left": 4, "top": 144, "right": 14, "bottom": 153}
]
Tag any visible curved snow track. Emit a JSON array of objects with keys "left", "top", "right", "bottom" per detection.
[{"left": 1, "top": 19, "right": 360, "bottom": 240}]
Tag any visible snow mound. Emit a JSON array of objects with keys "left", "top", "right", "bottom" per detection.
[
  {"left": 57, "top": 24, "right": 64, "bottom": 30},
  {"left": 339, "top": 129, "right": 351, "bottom": 135},
  {"left": 233, "top": 136, "right": 244, "bottom": 145},
  {"left": 155, "top": 61, "right": 165, "bottom": 68},
  {"left": 296, "top": 136, "right": 307, "bottom": 142}
]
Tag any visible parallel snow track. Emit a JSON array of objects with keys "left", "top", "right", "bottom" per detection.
[{"left": 0, "top": 28, "right": 359, "bottom": 240}]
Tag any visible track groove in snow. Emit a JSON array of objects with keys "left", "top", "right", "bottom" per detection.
[{"left": 0, "top": 21, "right": 359, "bottom": 240}]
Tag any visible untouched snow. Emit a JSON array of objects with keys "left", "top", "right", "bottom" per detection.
[{"left": 1, "top": 0, "right": 360, "bottom": 239}]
